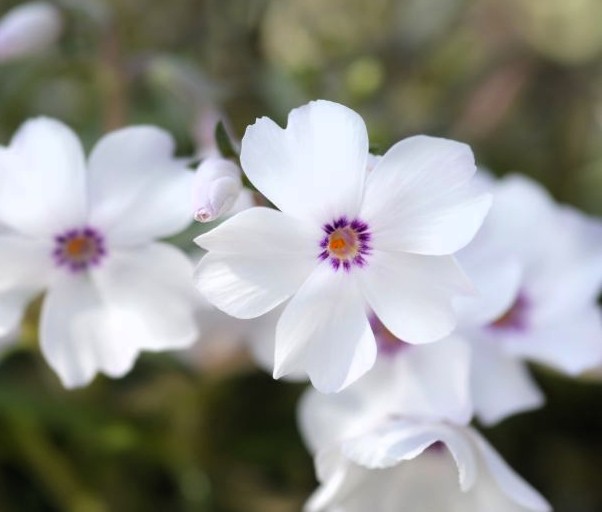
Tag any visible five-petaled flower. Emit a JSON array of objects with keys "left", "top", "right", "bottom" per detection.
[
  {"left": 0, "top": 118, "right": 200, "bottom": 388},
  {"left": 194, "top": 100, "right": 491, "bottom": 392}
]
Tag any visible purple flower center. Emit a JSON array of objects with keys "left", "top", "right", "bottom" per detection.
[
  {"left": 53, "top": 227, "right": 106, "bottom": 272},
  {"left": 369, "top": 313, "right": 409, "bottom": 357},
  {"left": 318, "top": 217, "right": 372, "bottom": 272},
  {"left": 489, "top": 292, "right": 529, "bottom": 332}
]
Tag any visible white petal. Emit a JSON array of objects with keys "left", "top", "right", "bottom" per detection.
[
  {"left": 0, "top": 234, "right": 52, "bottom": 334},
  {"left": 0, "top": 233, "right": 53, "bottom": 290},
  {"left": 195, "top": 206, "right": 320, "bottom": 255},
  {"left": 343, "top": 419, "right": 478, "bottom": 492},
  {"left": 482, "top": 174, "right": 558, "bottom": 255},
  {"left": 305, "top": 449, "right": 464, "bottom": 512},
  {"left": 305, "top": 452, "right": 367, "bottom": 512},
  {"left": 92, "top": 243, "right": 199, "bottom": 351},
  {"left": 359, "top": 250, "right": 473, "bottom": 344},
  {"left": 274, "top": 265, "right": 376, "bottom": 393},
  {"left": 361, "top": 135, "right": 491, "bottom": 255},
  {"left": 227, "top": 187, "right": 256, "bottom": 216},
  {"left": 87, "top": 126, "right": 193, "bottom": 245},
  {"left": 240, "top": 100, "right": 368, "bottom": 223},
  {"left": 471, "top": 430, "right": 552, "bottom": 512},
  {"left": 0, "top": 118, "right": 87, "bottom": 236},
  {"left": 390, "top": 336, "right": 473, "bottom": 425},
  {"left": 40, "top": 275, "right": 133, "bottom": 388},
  {"left": 194, "top": 208, "right": 317, "bottom": 318},
  {"left": 243, "top": 304, "right": 308, "bottom": 380},
  {"left": 40, "top": 244, "right": 199, "bottom": 388},
  {"left": 298, "top": 387, "right": 366, "bottom": 456},
  {"left": 505, "top": 307, "right": 602, "bottom": 375},
  {"left": 455, "top": 252, "right": 523, "bottom": 327},
  {"left": 527, "top": 206, "right": 602, "bottom": 322},
  {"left": 471, "top": 342, "right": 544, "bottom": 426},
  {"left": 0, "top": 288, "right": 43, "bottom": 338}
]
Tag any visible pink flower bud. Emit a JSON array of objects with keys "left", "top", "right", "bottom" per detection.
[
  {"left": 0, "top": 2, "right": 62, "bottom": 62},
  {"left": 192, "top": 157, "right": 243, "bottom": 223}
]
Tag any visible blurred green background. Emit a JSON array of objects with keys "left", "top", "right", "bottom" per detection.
[{"left": 0, "top": 0, "right": 602, "bottom": 510}]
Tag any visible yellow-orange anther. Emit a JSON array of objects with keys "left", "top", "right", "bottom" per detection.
[
  {"left": 65, "top": 237, "right": 90, "bottom": 257},
  {"left": 329, "top": 237, "right": 346, "bottom": 251}
]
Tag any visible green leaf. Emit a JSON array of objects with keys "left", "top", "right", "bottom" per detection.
[{"left": 215, "top": 121, "right": 239, "bottom": 159}]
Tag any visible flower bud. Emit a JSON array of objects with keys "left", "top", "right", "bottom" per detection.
[
  {"left": 0, "top": 2, "right": 62, "bottom": 62},
  {"left": 192, "top": 157, "right": 243, "bottom": 223}
]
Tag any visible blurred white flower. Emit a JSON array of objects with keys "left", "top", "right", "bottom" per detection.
[
  {"left": 194, "top": 99, "right": 491, "bottom": 392},
  {"left": 299, "top": 338, "right": 551, "bottom": 512},
  {"left": 0, "top": 118, "right": 199, "bottom": 388},
  {"left": 0, "top": 2, "right": 62, "bottom": 63},
  {"left": 192, "top": 156, "right": 254, "bottom": 223},
  {"left": 304, "top": 422, "right": 550, "bottom": 512},
  {"left": 455, "top": 173, "right": 602, "bottom": 425},
  {"left": 183, "top": 301, "right": 306, "bottom": 379}
]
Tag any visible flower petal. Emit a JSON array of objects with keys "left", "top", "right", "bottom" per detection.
[
  {"left": 476, "top": 174, "right": 559, "bottom": 261},
  {"left": 505, "top": 307, "right": 602, "bottom": 375},
  {"left": 471, "top": 430, "right": 552, "bottom": 511},
  {"left": 40, "top": 243, "right": 199, "bottom": 388},
  {"left": 0, "top": 233, "right": 53, "bottom": 290},
  {"left": 304, "top": 451, "right": 367, "bottom": 512},
  {"left": 92, "top": 243, "right": 199, "bottom": 351},
  {"left": 455, "top": 253, "right": 523, "bottom": 327},
  {"left": 240, "top": 100, "right": 368, "bottom": 223},
  {"left": 361, "top": 135, "right": 491, "bottom": 255},
  {"left": 0, "top": 233, "right": 52, "bottom": 334},
  {"left": 359, "top": 250, "right": 472, "bottom": 344},
  {"left": 40, "top": 274, "right": 132, "bottom": 388},
  {"left": 471, "top": 342, "right": 544, "bottom": 426},
  {"left": 194, "top": 208, "right": 318, "bottom": 318},
  {"left": 274, "top": 264, "right": 376, "bottom": 393},
  {"left": 0, "top": 291, "right": 31, "bottom": 337},
  {"left": 195, "top": 206, "right": 320, "bottom": 255},
  {"left": 343, "top": 419, "right": 478, "bottom": 491},
  {"left": 298, "top": 386, "right": 367, "bottom": 456},
  {"left": 389, "top": 337, "right": 473, "bottom": 425},
  {"left": 87, "top": 126, "right": 193, "bottom": 245},
  {"left": 0, "top": 118, "right": 87, "bottom": 236}
]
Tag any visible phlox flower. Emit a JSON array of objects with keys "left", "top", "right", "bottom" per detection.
[
  {"left": 298, "top": 337, "right": 551, "bottom": 512},
  {"left": 0, "top": 118, "right": 199, "bottom": 388},
  {"left": 194, "top": 100, "right": 491, "bottom": 392},
  {"left": 454, "top": 173, "right": 602, "bottom": 424}
]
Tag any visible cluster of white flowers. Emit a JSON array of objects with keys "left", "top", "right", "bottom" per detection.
[{"left": 1, "top": 98, "right": 601, "bottom": 510}]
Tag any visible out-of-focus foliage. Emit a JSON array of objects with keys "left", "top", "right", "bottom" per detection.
[{"left": 0, "top": 0, "right": 601, "bottom": 510}]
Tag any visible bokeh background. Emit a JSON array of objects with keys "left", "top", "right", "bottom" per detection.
[{"left": 0, "top": 0, "right": 602, "bottom": 510}]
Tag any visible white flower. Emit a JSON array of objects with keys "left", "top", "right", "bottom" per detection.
[
  {"left": 0, "top": 2, "right": 62, "bottom": 62},
  {"left": 0, "top": 118, "right": 199, "bottom": 388},
  {"left": 194, "top": 100, "right": 491, "bottom": 392},
  {"left": 455, "top": 173, "right": 602, "bottom": 425},
  {"left": 298, "top": 338, "right": 551, "bottom": 512},
  {"left": 192, "top": 156, "right": 254, "bottom": 223},
  {"left": 304, "top": 423, "right": 551, "bottom": 512},
  {"left": 184, "top": 299, "right": 285, "bottom": 376}
]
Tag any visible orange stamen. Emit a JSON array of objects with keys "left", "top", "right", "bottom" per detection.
[
  {"left": 65, "top": 237, "right": 90, "bottom": 257},
  {"left": 329, "top": 237, "right": 346, "bottom": 251}
]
